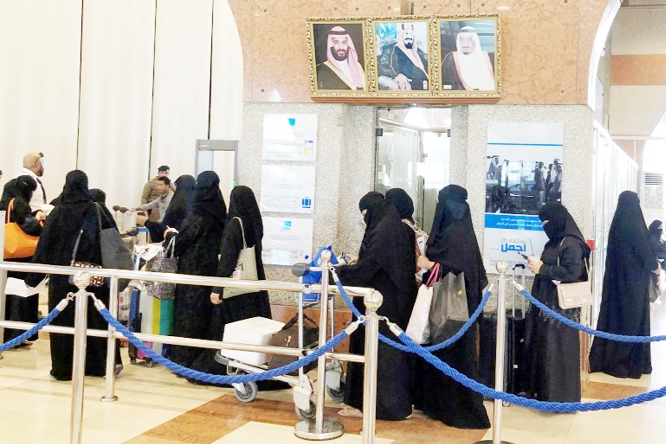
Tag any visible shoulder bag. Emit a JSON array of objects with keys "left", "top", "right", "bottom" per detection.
[
  {"left": 222, "top": 217, "right": 259, "bottom": 299},
  {"left": 428, "top": 269, "right": 469, "bottom": 343},
  {"left": 405, "top": 262, "right": 440, "bottom": 344},
  {"left": 69, "top": 229, "right": 104, "bottom": 287},
  {"left": 147, "top": 237, "right": 178, "bottom": 300},
  {"left": 94, "top": 203, "right": 134, "bottom": 271},
  {"left": 556, "top": 238, "right": 592, "bottom": 309},
  {"left": 267, "top": 313, "right": 319, "bottom": 375},
  {"left": 3, "top": 198, "right": 40, "bottom": 259}
]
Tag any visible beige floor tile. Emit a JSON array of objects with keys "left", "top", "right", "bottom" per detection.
[
  {"left": 0, "top": 416, "right": 68, "bottom": 443},
  {"left": 28, "top": 426, "right": 139, "bottom": 444},
  {"left": 480, "top": 427, "right": 568, "bottom": 444},
  {"left": 212, "top": 421, "right": 394, "bottom": 444},
  {"left": 566, "top": 414, "right": 651, "bottom": 443},
  {"left": 484, "top": 402, "right": 575, "bottom": 437}
]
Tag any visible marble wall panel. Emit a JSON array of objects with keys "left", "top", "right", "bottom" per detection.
[{"left": 230, "top": 0, "right": 612, "bottom": 105}]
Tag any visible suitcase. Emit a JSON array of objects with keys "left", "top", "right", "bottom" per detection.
[
  {"left": 127, "top": 247, "right": 175, "bottom": 366},
  {"left": 478, "top": 264, "right": 528, "bottom": 396}
]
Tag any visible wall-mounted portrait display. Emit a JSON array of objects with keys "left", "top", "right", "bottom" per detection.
[
  {"left": 371, "top": 18, "right": 432, "bottom": 95},
  {"left": 308, "top": 20, "right": 368, "bottom": 94},
  {"left": 437, "top": 16, "right": 500, "bottom": 96}
]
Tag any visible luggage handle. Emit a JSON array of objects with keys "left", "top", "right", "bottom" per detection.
[
  {"left": 512, "top": 263, "right": 527, "bottom": 316},
  {"left": 283, "top": 313, "right": 318, "bottom": 331}
]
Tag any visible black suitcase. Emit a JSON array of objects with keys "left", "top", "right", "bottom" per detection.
[{"left": 478, "top": 264, "right": 528, "bottom": 396}]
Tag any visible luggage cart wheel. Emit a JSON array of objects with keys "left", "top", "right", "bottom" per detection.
[
  {"left": 502, "top": 400, "right": 511, "bottom": 407},
  {"left": 146, "top": 359, "right": 155, "bottom": 368},
  {"left": 234, "top": 381, "right": 258, "bottom": 403},
  {"left": 326, "top": 378, "right": 346, "bottom": 403},
  {"left": 130, "top": 357, "right": 137, "bottom": 365},
  {"left": 295, "top": 394, "right": 316, "bottom": 420}
]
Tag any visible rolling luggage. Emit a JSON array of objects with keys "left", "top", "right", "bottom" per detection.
[{"left": 478, "top": 264, "right": 528, "bottom": 396}]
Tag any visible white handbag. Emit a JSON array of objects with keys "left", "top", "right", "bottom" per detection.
[
  {"left": 556, "top": 238, "right": 592, "bottom": 309},
  {"left": 406, "top": 263, "right": 440, "bottom": 344},
  {"left": 223, "top": 217, "right": 259, "bottom": 299}
]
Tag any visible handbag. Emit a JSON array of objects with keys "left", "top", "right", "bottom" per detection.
[
  {"left": 267, "top": 313, "right": 319, "bottom": 375},
  {"left": 69, "top": 229, "right": 104, "bottom": 287},
  {"left": 428, "top": 270, "right": 469, "bottom": 344},
  {"left": 222, "top": 217, "right": 259, "bottom": 299},
  {"left": 406, "top": 263, "right": 440, "bottom": 344},
  {"left": 147, "top": 237, "right": 178, "bottom": 300},
  {"left": 556, "top": 238, "right": 593, "bottom": 309},
  {"left": 94, "top": 203, "right": 133, "bottom": 271},
  {"left": 648, "top": 274, "right": 659, "bottom": 303},
  {"left": 4, "top": 198, "right": 39, "bottom": 259}
]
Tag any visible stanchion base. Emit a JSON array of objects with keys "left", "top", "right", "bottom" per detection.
[
  {"left": 475, "top": 441, "right": 514, "bottom": 444},
  {"left": 100, "top": 396, "right": 118, "bottom": 403},
  {"left": 294, "top": 419, "right": 344, "bottom": 440}
]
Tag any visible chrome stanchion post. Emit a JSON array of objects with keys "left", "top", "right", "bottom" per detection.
[
  {"left": 362, "top": 289, "right": 382, "bottom": 444},
  {"left": 101, "top": 275, "right": 119, "bottom": 402},
  {"left": 476, "top": 261, "right": 513, "bottom": 444},
  {"left": 294, "top": 249, "right": 344, "bottom": 440},
  {"left": 70, "top": 272, "right": 91, "bottom": 444}
]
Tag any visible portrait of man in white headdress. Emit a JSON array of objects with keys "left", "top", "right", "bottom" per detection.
[
  {"left": 313, "top": 23, "right": 367, "bottom": 91},
  {"left": 440, "top": 23, "right": 496, "bottom": 91}
]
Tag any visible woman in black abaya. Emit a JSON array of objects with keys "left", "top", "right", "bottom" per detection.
[
  {"left": 190, "top": 186, "right": 275, "bottom": 380},
  {"left": 648, "top": 220, "right": 666, "bottom": 261},
  {"left": 589, "top": 191, "right": 658, "bottom": 378},
  {"left": 524, "top": 202, "right": 589, "bottom": 402},
  {"left": 1, "top": 176, "right": 43, "bottom": 344},
  {"left": 169, "top": 171, "right": 227, "bottom": 367},
  {"left": 142, "top": 175, "right": 196, "bottom": 243},
  {"left": 336, "top": 192, "right": 417, "bottom": 420},
  {"left": 25, "top": 170, "right": 122, "bottom": 380},
  {"left": 416, "top": 185, "right": 490, "bottom": 429}
]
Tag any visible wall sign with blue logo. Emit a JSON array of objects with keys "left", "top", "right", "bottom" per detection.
[
  {"left": 261, "top": 217, "right": 314, "bottom": 265},
  {"left": 484, "top": 122, "right": 563, "bottom": 274},
  {"left": 260, "top": 165, "right": 316, "bottom": 214}
]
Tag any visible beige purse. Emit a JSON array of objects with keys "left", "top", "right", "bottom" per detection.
[{"left": 556, "top": 238, "right": 592, "bottom": 309}]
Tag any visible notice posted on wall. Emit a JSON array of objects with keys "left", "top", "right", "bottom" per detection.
[
  {"left": 484, "top": 122, "right": 563, "bottom": 274},
  {"left": 263, "top": 114, "right": 318, "bottom": 161},
  {"left": 260, "top": 165, "right": 316, "bottom": 214},
  {"left": 262, "top": 217, "right": 314, "bottom": 266}
]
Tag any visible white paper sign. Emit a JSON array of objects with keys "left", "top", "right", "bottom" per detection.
[
  {"left": 5, "top": 277, "right": 46, "bottom": 297},
  {"left": 261, "top": 217, "right": 314, "bottom": 265},
  {"left": 263, "top": 114, "right": 318, "bottom": 161},
  {"left": 260, "top": 165, "right": 316, "bottom": 214}
]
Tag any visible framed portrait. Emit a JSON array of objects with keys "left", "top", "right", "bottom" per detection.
[
  {"left": 308, "top": 20, "right": 369, "bottom": 95},
  {"left": 371, "top": 17, "right": 433, "bottom": 96},
  {"left": 436, "top": 15, "right": 501, "bottom": 97}
]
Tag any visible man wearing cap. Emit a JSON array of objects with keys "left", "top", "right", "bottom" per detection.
[
  {"left": 141, "top": 165, "right": 174, "bottom": 222},
  {"left": 19, "top": 152, "right": 53, "bottom": 216}
]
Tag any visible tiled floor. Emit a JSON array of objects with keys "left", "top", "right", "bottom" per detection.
[{"left": 1, "top": 298, "right": 666, "bottom": 443}]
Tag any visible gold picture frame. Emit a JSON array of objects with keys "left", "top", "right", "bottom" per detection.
[
  {"left": 435, "top": 15, "right": 501, "bottom": 97},
  {"left": 370, "top": 16, "right": 435, "bottom": 97},
  {"left": 308, "top": 19, "right": 369, "bottom": 96}
]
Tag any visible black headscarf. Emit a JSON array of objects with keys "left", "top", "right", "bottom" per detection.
[
  {"left": 0, "top": 175, "right": 37, "bottom": 211},
  {"left": 227, "top": 185, "right": 263, "bottom": 246},
  {"left": 89, "top": 188, "right": 106, "bottom": 204},
  {"left": 356, "top": 191, "right": 414, "bottom": 291},
  {"left": 385, "top": 188, "right": 414, "bottom": 222},
  {"left": 192, "top": 171, "right": 227, "bottom": 225},
  {"left": 162, "top": 175, "right": 196, "bottom": 229},
  {"left": 60, "top": 170, "right": 91, "bottom": 204},
  {"left": 538, "top": 202, "right": 586, "bottom": 246},
  {"left": 648, "top": 220, "right": 662, "bottom": 242},
  {"left": 426, "top": 185, "right": 487, "bottom": 312}
]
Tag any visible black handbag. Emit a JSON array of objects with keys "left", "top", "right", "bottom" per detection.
[
  {"left": 267, "top": 314, "right": 319, "bottom": 375},
  {"left": 147, "top": 237, "right": 178, "bottom": 300}
]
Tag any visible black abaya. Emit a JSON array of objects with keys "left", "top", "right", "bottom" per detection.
[
  {"left": 590, "top": 191, "right": 655, "bottom": 378},
  {"left": 336, "top": 192, "right": 417, "bottom": 421},
  {"left": 524, "top": 202, "right": 589, "bottom": 402},
  {"left": 169, "top": 172, "right": 226, "bottom": 367},
  {"left": 24, "top": 170, "right": 122, "bottom": 380},
  {"left": 420, "top": 185, "right": 490, "bottom": 429}
]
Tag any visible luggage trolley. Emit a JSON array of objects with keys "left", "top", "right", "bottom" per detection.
[{"left": 213, "top": 249, "right": 346, "bottom": 420}]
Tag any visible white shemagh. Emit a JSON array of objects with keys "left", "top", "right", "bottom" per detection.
[{"left": 456, "top": 27, "right": 495, "bottom": 90}]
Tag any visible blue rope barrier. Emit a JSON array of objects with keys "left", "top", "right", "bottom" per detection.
[
  {"left": 97, "top": 307, "right": 350, "bottom": 384},
  {"left": 394, "top": 327, "right": 666, "bottom": 413},
  {"left": 0, "top": 302, "right": 67, "bottom": 353},
  {"left": 331, "top": 272, "right": 492, "bottom": 352},
  {"left": 516, "top": 285, "right": 666, "bottom": 343}
]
